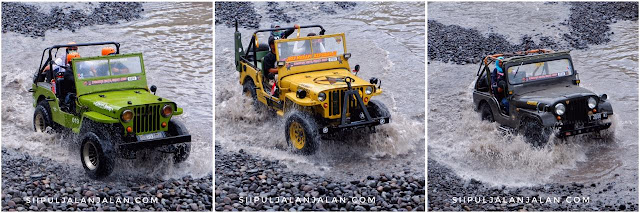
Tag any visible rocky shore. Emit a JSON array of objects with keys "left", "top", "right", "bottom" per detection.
[
  {"left": 427, "top": 159, "right": 638, "bottom": 211},
  {"left": 215, "top": 1, "right": 357, "bottom": 29},
  {"left": 214, "top": 145, "right": 425, "bottom": 211},
  {"left": 1, "top": 2, "right": 144, "bottom": 37},
  {"left": 1, "top": 148, "right": 213, "bottom": 211},
  {"left": 428, "top": 2, "right": 638, "bottom": 64}
]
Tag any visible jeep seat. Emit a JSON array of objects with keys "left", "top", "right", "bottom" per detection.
[{"left": 247, "top": 43, "right": 270, "bottom": 62}]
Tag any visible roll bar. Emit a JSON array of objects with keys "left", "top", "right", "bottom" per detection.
[{"left": 35, "top": 42, "right": 120, "bottom": 83}]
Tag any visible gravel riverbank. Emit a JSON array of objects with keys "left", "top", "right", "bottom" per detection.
[
  {"left": 1, "top": 148, "right": 213, "bottom": 211},
  {"left": 427, "top": 159, "right": 638, "bottom": 211},
  {"left": 1, "top": 2, "right": 143, "bottom": 37},
  {"left": 214, "top": 145, "right": 425, "bottom": 211},
  {"left": 428, "top": 2, "right": 638, "bottom": 64}
]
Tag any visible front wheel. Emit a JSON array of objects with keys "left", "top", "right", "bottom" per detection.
[
  {"left": 80, "top": 131, "right": 115, "bottom": 179},
  {"left": 518, "top": 118, "right": 551, "bottom": 147},
  {"left": 285, "top": 111, "right": 319, "bottom": 154},
  {"left": 368, "top": 100, "right": 390, "bottom": 118},
  {"left": 168, "top": 120, "right": 191, "bottom": 163}
]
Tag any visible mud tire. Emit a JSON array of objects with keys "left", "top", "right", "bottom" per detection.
[
  {"left": 285, "top": 111, "right": 319, "bottom": 155},
  {"left": 518, "top": 118, "right": 551, "bottom": 147},
  {"left": 168, "top": 120, "right": 191, "bottom": 163},
  {"left": 33, "top": 100, "right": 58, "bottom": 133},
  {"left": 368, "top": 100, "right": 390, "bottom": 118},
  {"left": 80, "top": 128, "right": 115, "bottom": 179},
  {"left": 479, "top": 102, "right": 494, "bottom": 122},
  {"left": 242, "top": 79, "right": 260, "bottom": 110}
]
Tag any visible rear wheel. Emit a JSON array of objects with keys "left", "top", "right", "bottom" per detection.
[
  {"left": 33, "top": 101, "right": 57, "bottom": 133},
  {"left": 168, "top": 120, "right": 191, "bottom": 163},
  {"left": 480, "top": 102, "right": 494, "bottom": 122},
  {"left": 242, "top": 79, "right": 259, "bottom": 110},
  {"left": 285, "top": 111, "right": 319, "bottom": 154}
]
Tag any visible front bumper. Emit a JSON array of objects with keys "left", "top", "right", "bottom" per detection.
[
  {"left": 321, "top": 116, "right": 390, "bottom": 134},
  {"left": 556, "top": 122, "right": 611, "bottom": 137},
  {"left": 119, "top": 134, "right": 191, "bottom": 151}
]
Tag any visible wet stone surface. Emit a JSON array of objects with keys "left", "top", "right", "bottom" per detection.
[
  {"left": 1, "top": 2, "right": 143, "bottom": 37},
  {"left": 1, "top": 148, "right": 213, "bottom": 211},
  {"left": 214, "top": 145, "right": 425, "bottom": 211},
  {"left": 427, "top": 159, "right": 638, "bottom": 211},
  {"left": 428, "top": 2, "right": 638, "bottom": 64}
]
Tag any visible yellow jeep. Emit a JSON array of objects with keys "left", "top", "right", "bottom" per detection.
[{"left": 234, "top": 23, "right": 390, "bottom": 154}]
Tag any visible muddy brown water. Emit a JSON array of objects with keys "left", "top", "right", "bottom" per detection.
[
  {"left": 215, "top": 2, "right": 425, "bottom": 181},
  {"left": 428, "top": 1, "right": 638, "bottom": 203},
  {"left": 1, "top": 2, "right": 213, "bottom": 179}
]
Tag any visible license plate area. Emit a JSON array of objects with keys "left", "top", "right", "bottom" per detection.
[
  {"left": 590, "top": 112, "right": 605, "bottom": 121},
  {"left": 137, "top": 132, "right": 165, "bottom": 141}
]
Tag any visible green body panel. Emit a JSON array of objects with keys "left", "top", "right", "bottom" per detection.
[
  {"left": 72, "top": 53, "right": 148, "bottom": 97},
  {"left": 31, "top": 82, "right": 83, "bottom": 132},
  {"left": 77, "top": 89, "right": 175, "bottom": 135}
]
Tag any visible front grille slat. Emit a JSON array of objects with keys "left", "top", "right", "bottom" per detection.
[
  {"left": 565, "top": 98, "right": 589, "bottom": 122},
  {"left": 131, "top": 104, "right": 162, "bottom": 134},
  {"left": 328, "top": 87, "right": 363, "bottom": 117}
]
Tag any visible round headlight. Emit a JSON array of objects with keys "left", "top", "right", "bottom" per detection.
[
  {"left": 554, "top": 103, "right": 565, "bottom": 115},
  {"left": 318, "top": 92, "right": 326, "bottom": 102},
  {"left": 365, "top": 86, "right": 373, "bottom": 95},
  {"left": 121, "top": 110, "right": 133, "bottom": 123},
  {"left": 162, "top": 104, "right": 173, "bottom": 117},
  {"left": 588, "top": 97, "right": 597, "bottom": 109}
]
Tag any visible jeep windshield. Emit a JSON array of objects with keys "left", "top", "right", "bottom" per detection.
[
  {"left": 73, "top": 53, "right": 148, "bottom": 96},
  {"left": 508, "top": 58, "right": 573, "bottom": 84},
  {"left": 277, "top": 35, "right": 345, "bottom": 62},
  {"left": 75, "top": 55, "right": 143, "bottom": 80}
]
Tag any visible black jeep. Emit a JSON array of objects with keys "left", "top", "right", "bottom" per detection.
[{"left": 472, "top": 49, "right": 614, "bottom": 145}]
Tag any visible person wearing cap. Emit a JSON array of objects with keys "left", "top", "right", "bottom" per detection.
[{"left": 269, "top": 22, "right": 299, "bottom": 40}]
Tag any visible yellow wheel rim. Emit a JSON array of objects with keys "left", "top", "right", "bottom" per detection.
[{"left": 289, "top": 121, "right": 305, "bottom": 150}]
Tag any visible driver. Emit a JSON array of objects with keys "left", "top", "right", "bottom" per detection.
[{"left": 262, "top": 37, "right": 279, "bottom": 96}]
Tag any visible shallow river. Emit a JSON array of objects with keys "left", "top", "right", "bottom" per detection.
[
  {"left": 1, "top": 2, "right": 213, "bottom": 179},
  {"left": 215, "top": 2, "right": 426, "bottom": 181},
  {"left": 427, "top": 2, "right": 638, "bottom": 202}
]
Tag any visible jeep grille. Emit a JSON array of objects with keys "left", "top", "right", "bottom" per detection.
[
  {"left": 565, "top": 98, "right": 589, "bottom": 122},
  {"left": 328, "top": 87, "right": 364, "bottom": 116},
  {"left": 132, "top": 104, "right": 162, "bottom": 134}
]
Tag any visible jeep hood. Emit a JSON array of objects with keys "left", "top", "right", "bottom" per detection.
[
  {"left": 281, "top": 69, "right": 373, "bottom": 93},
  {"left": 513, "top": 84, "right": 596, "bottom": 105},
  {"left": 78, "top": 89, "right": 173, "bottom": 118}
]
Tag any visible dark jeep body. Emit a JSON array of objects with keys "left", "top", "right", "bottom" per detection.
[{"left": 472, "top": 50, "right": 613, "bottom": 144}]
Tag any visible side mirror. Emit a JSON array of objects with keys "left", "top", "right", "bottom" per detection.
[
  {"left": 600, "top": 94, "right": 608, "bottom": 102},
  {"left": 150, "top": 85, "right": 157, "bottom": 95},
  {"left": 354, "top": 64, "right": 360, "bottom": 72}
]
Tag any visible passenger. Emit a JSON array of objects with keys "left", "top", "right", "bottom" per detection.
[
  {"left": 262, "top": 37, "right": 279, "bottom": 96},
  {"left": 43, "top": 42, "right": 78, "bottom": 78},
  {"left": 491, "top": 57, "right": 509, "bottom": 113},
  {"left": 292, "top": 33, "right": 327, "bottom": 55},
  {"left": 59, "top": 52, "right": 81, "bottom": 111},
  {"left": 269, "top": 22, "right": 299, "bottom": 40}
]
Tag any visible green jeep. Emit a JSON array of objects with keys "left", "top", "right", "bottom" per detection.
[{"left": 30, "top": 42, "right": 191, "bottom": 179}]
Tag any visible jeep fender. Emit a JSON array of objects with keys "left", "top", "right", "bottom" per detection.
[
  {"left": 518, "top": 109, "right": 557, "bottom": 127},
  {"left": 598, "top": 101, "right": 614, "bottom": 115},
  {"left": 284, "top": 93, "right": 316, "bottom": 106}
]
